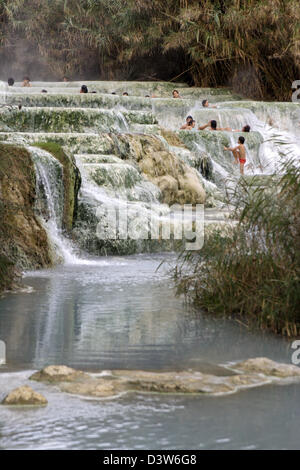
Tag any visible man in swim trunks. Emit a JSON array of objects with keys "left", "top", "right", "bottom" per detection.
[{"left": 224, "top": 136, "right": 246, "bottom": 175}]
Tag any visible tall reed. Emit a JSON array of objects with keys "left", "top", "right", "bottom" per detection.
[{"left": 174, "top": 162, "right": 300, "bottom": 336}]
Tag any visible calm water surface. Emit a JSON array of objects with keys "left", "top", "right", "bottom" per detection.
[{"left": 0, "top": 253, "right": 299, "bottom": 449}]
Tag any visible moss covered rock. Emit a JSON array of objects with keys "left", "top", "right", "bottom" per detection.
[
  {"left": 33, "top": 142, "right": 81, "bottom": 231},
  {"left": 0, "top": 254, "right": 19, "bottom": 293},
  {"left": 0, "top": 143, "right": 52, "bottom": 292}
]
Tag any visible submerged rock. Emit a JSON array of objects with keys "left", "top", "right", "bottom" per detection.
[
  {"left": 2, "top": 385, "right": 47, "bottom": 406},
  {"left": 30, "top": 365, "right": 89, "bottom": 383},
  {"left": 60, "top": 378, "right": 127, "bottom": 398},
  {"left": 234, "top": 358, "right": 300, "bottom": 378},
  {"left": 29, "top": 358, "right": 300, "bottom": 399}
]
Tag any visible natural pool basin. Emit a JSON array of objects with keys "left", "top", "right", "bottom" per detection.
[{"left": 0, "top": 253, "right": 299, "bottom": 449}]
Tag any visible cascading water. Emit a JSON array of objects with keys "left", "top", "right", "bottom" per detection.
[
  {"left": 28, "top": 146, "right": 102, "bottom": 265},
  {"left": 172, "top": 102, "right": 300, "bottom": 178},
  {"left": 0, "top": 80, "right": 299, "bottom": 257},
  {"left": 1, "top": 80, "right": 300, "bottom": 451},
  {"left": 29, "top": 146, "right": 79, "bottom": 264}
]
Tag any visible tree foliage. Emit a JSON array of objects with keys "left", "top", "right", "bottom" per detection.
[{"left": 0, "top": 0, "right": 299, "bottom": 99}]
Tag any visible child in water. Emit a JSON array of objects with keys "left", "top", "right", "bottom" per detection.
[
  {"left": 224, "top": 136, "right": 246, "bottom": 175},
  {"left": 22, "top": 76, "right": 31, "bottom": 87}
]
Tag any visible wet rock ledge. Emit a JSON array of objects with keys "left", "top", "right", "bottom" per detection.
[
  {"left": 2, "top": 385, "right": 47, "bottom": 406},
  {"left": 27, "top": 358, "right": 300, "bottom": 399}
]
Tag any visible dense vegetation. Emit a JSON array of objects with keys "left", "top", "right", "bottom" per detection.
[
  {"left": 0, "top": 0, "right": 299, "bottom": 99},
  {"left": 174, "top": 165, "right": 300, "bottom": 337}
]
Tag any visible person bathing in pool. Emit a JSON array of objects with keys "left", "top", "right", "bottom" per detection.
[
  {"left": 184, "top": 119, "right": 196, "bottom": 130},
  {"left": 22, "top": 76, "right": 31, "bottom": 87},
  {"left": 224, "top": 136, "right": 246, "bottom": 175},
  {"left": 198, "top": 120, "right": 225, "bottom": 131},
  {"left": 180, "top": 116, "right": 194, "bottom": 129},
  {"left": 172, "top": 89, "right": 182, "bottom": 99},
  {"left": 223, "top": 124, "right": 251, "bottom": 132},
  {"left": 202, "top": 99, "right": 217, "bottom": 109},
  {"left": 80, "top": 85, "right": 88, "bottom": 93}
]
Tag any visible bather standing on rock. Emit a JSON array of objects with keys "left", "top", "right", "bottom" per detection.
[{"left": 224, "top": 136, "right": 246, "bottom": 175}]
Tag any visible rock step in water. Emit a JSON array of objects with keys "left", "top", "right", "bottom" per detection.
[
  {"left": 14, "top": 80, "right": 187, "bottom": 93},
  {"left": 0, "top": 107, "right": 157, "bottom": 133},
  {"left": 1, "top": 93, "right": 154, "bottom": 111},
  {"left": 27, "top": 358, "right": 300, "bottom": 399},
  {"left": 75, "top": 154, "right": 123, "bottom": 164},
  {"left": 1, "top": 93, "right": 242, "bottom": 112},
  {"left": 1, "top": 385, "right": 48, "bottom": 406},
  {"left": 80, "top": 162, "right": 142, "bottom": 189},
  {"left": 224, "top": 100, "right": 300, "bottom": 130},
  {"left": 155, "top": 106, "right": 256, "bottom": 132},
  {"left": 11, "top": 81, "right": 236, "bottom": 97},
  {"left": 6, "top": 87, "right": 87, "bottom": 95},
  {"left": 0, "top": 132, "right": 112, "bottom": 154}
]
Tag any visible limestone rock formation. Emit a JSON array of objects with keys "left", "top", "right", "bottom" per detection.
[
  {"left": 235, "top": 357, "right": 300, "bottom": 378},
  {"left": 111, "top": 133, "right": 206, "bottom": 205},
  {"left": 30, "top": 365, "right": 89, "bottom": 383},
  {"left": 32, "top": 142, "right": 81, "bottom": 231},
  {"left": 0, "top": 142, "right": 82, "bottom": 293},
  {"left": 29, "top": 357, "right": 300, "bottom": 399},
  {"left": 2, "top": 385, "right": 47, "bottom": 406},
  {"left": 0, "top": 143, "right": 52, "bottom": 292}
]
